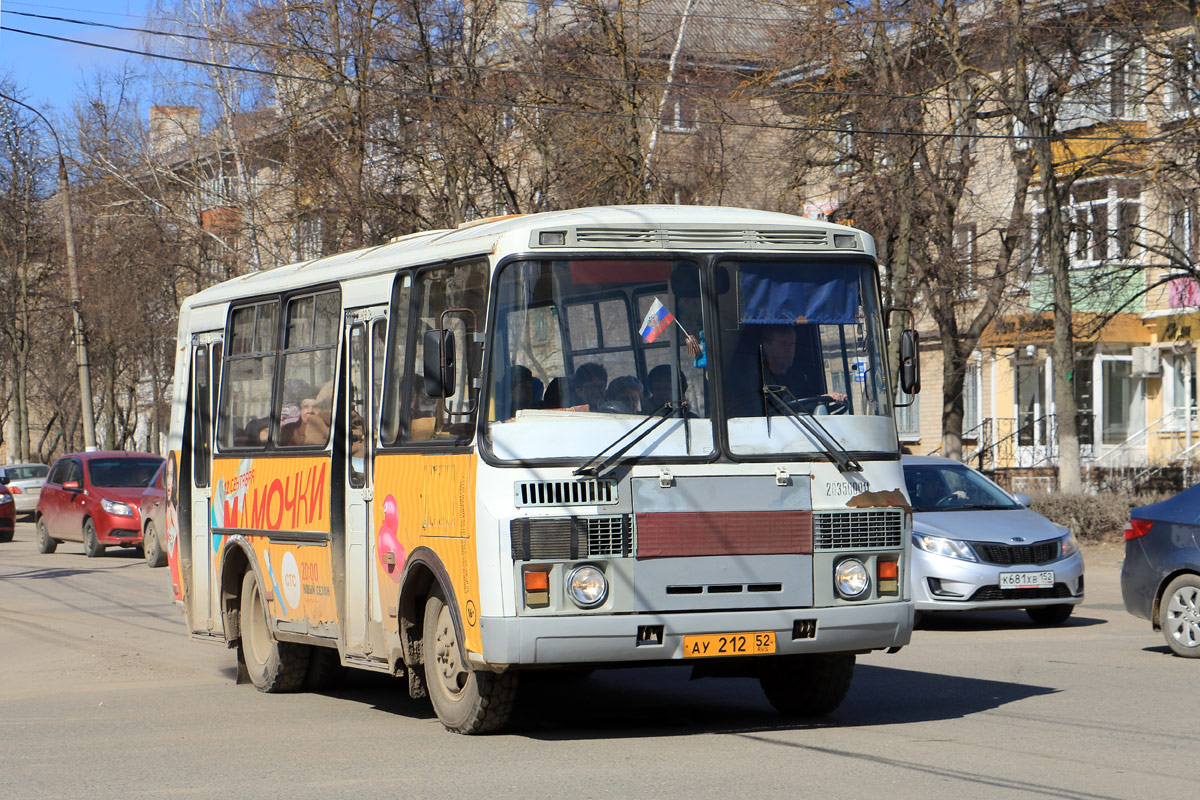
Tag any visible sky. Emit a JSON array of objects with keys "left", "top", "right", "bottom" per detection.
[{"left": 0, "top": 0, "right": 152, "bottom": 115}]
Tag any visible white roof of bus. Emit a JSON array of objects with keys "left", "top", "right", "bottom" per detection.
[{"left": 180, "top": 205, "right": 871, "bottom": 311}]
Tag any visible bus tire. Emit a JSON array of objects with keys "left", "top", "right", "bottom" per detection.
[
  {"left": 238, "top": 570, "right": 310, "bottom": 693},
  {"left": 759, "top": 653, "right": 855, "bottom": 717},
  {"left": 304, "top": 646, "right": 345, "bottom": 691},
  {"left": 36, "top": 517, "right": 57, "bottom": 553},
  {"left": 143, "top": 520, "right": 167, "bottom": 567},
  {"left": 83, "top": 519, "right": 104, "bottom": 558},
  {"left": 422, "top": 588, "right": 516, "bottom": 734}
]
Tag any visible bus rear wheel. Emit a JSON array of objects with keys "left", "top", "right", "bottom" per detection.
[
  {"left": 759, "top": 653, "right": 855, "bottom": 717},
  {"left": 238, "top": 570, "right": 310, "bottom": 692},
  {"left": 422, "top": 588, "right": 516, "bottom": 734}
]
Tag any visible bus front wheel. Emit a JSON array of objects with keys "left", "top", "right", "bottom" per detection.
[
  {"left": 759, "top": 653, "right": 855, "bottom": 717},
  {"left": 238, "top": 570, "right": 310, "bottom": 693},
  {"left": 422, "top": 588, "right": 516, "bottom": 734}
]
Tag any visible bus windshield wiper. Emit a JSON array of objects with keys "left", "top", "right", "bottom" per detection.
[
  {"left": 573, "top": 402, "right": 685, "bottom": 478},
  {"left": 759, "top": 352, "right": 862, "bottom": 473}
]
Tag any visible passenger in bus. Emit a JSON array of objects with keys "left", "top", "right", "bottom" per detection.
[
  {"left": 645, "top": 364, "right": 688, "bottom": 412},
  {"left": 242, "top": 417, "right": 271, "bottom": 446},
  {"left": 573, "top": 362, "right": 608, "bottom": 410},
  {"left": 295, "top": 381, "right": 334, "bottom": 445},
  {"left": 601, "top": 376, "right": 645, "bottom": 414},
  {"left": 541, "top": 377, "right": 565, "bottom": 409},
  {"left": 503, "top": 365, "right": 538, "bottom": 419},
  {"left": 730, "top": 324, "right": 847, "bottom": 415}
]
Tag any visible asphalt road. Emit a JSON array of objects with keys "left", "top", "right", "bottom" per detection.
[{"left": 0, "top": 518, "right": 1192, "bottom": 800}]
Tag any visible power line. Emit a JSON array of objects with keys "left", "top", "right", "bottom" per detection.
[
  {"left": 6, "top": 22, "right": 1200, "bottom": 145},
  {"left": 3, "top": 7, "right": 1186, "bottom": 110}
]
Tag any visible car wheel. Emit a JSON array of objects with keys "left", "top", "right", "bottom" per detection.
[
  {"left": 423, "top": 587, "right": 517, "bottom": 734},
  {"left": 143, "top": 520, "right": 167, "bottom": 568},
  {"left": 238, "top": 570, "right": 310, "bottom": 692},
  {"left": 1026, "top": 604, "right": 1073, "bottom": 625},
  {"left": 82, "top": 519, "right": 104, "bottom": 558},
  {"left": 36, "top": 517, "right": 57, "bottom": 554},
  {"left": 1159, "top": 574, "right": 1200, "bottom": 658},
  {"left": 760, "top": 654, "right": 856, "bottom": 717},
  {"left": 0, "top": 527, "right": 12, "bottom": 544}
]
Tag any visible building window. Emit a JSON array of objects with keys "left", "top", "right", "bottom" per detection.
[
  {"left": 835, "top": 115, "right": 856, "bottom": 175},
  {"left": 895, "top": 388, "right": 920, "bottom": 440},
  {"left": 1168, "top": 37, "right": 1200, "bottom": 115},
  {"left": 662, "top": 90, "right": 697, "bottom": 134},
  {"left": 1170, "top": 196, "right": 1196, "bottom": 264},
  {"left": 963, "top": 361, "right": 980, "bottom": 433},
  {"left": 955, "top": 223, "right": 977, "bottom": 290},
  {"left": 298, "top": 217, "right": 323, "bottom": 261},
  {"left": 1067, "top": 180, "right": 1141, "bottom": 266}
]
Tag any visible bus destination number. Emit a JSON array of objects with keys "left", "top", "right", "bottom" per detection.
[{"left": 682, "top": 631, "right": 776, "bottom": 658}]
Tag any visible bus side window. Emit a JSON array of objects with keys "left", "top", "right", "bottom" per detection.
[
  {"left": 408, "top": 261, "right": 488, "bottom": 442},
  {"left": 217, "top": 301, "right": 278, "bottom": 449},
  {"left": 380, "top": 274, "right": 412, "bottom": 446},
  {"left": 278, "top": 290, "right": 340, "bottom": 448}
]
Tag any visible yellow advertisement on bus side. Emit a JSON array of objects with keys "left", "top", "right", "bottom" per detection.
[
  {"left": 211, "top": 456, "right": 331, "bottom": 534},
  {"left": 373, "top": 452, "right": 482, "bottom": 655}
]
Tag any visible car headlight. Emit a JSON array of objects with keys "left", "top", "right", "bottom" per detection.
[
  {"left": 565, "top": 565, "right": 608, "bottom": 608},
  {"left": 834, "top": 558, "right": 870, "bottom": 599},
  {"left": 912, "top": 533, "right": 977, "bottom": 562},
  {"left": 0, "top": 494, "right": 12, "bottom": 505},
  {"left": 1060, "top": 532, "right": 1080, "bottom": 558},
  {"left": 101, "top": 498, "right": 133, "bottom": 517}
]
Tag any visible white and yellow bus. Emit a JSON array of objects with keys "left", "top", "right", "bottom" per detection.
[{"left": 166, "top": 205, "right": 920, "bottom": 733}]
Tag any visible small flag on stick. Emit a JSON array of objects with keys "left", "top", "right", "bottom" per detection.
[{"left": 639, "top": 298, "right": 676, "bottom": 343}]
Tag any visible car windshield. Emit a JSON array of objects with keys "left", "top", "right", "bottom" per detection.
[
  {"left": 6, "top": 465, "right": 48, "bottom": 480},
  {"left": 87, "top": 458, "right": 164, "bottom": 488},
  {"left": 903, "top": 463, "right": 1020, "bottom": 512}
]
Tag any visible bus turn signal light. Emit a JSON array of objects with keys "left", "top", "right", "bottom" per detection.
[
  {"left": 877, "top": 559, "right": 899, "bottom": 595},
  {"left": 524, "top": 569, "right": 550, "bottom": 608},
  {"left": 1124, "top": 519, "right": 1153, "bottom": 540}
]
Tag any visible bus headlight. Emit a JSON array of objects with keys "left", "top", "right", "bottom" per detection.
[
  {"left": 566, "top": 565, "right": 608, "bottom": 608},
  {"left": 834, "top": 558, "right": 870, "bottom": 599}
]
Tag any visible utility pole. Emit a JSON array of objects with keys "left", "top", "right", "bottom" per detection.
[{"left": 0, "top": 93, "right": 97, "bottom": 451}]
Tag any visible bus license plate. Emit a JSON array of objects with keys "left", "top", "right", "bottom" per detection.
[
  {"left": 999, "top": 571, "right": 1054, "bottom": 590},
  {"left": 682, "top": 631, "right": 776, "bottom": 658}
]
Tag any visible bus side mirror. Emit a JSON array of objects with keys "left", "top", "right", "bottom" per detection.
[
  {"left": 423, "top": 329, "right": 457, "bottom": 398},
  {"left": 899, "top": 329, "right": 920, "bottom": 395}
]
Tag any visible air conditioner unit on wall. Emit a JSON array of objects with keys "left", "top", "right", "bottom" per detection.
[{"left": 1132, "top": 346, "right": 1161, "bottom": 377}]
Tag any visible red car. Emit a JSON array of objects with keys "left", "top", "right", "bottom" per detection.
[
  {"left": 0, "top": 481, "right": 15, "bottom": 543},
  {"left": 35, "top": 451, "right": 164, "bottom": 557},
  {"left": 139, "top": 461, "right": 169, "bottom": 568}
]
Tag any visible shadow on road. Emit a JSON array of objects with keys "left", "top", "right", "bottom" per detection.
[
  {"left": 272, "top": 661, "right": 1053, "bottom": 740},
  {"left": 916, "top": 611, "right": 1105, "bottom": 632}
]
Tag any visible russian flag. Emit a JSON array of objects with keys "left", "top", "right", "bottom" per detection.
[{"left": 639, "top": 298, "right": 675, "bottom": 343}]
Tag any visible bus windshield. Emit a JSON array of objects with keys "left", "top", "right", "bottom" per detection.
[
  {"left": 485, "top": 258, "right": 714, "bottom": 461},
  {"left": 716, "top": 258, "right": 896, "bottom": 457}
]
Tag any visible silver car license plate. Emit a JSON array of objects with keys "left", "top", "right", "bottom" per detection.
[{"left": 999, "top": 571, "right": 1054, "bottom": 590}]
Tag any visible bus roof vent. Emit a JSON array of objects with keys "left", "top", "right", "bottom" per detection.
[
  {"left": 514, "top": 478, "right": 619, "bottom": 508},
  {"left": 537, "top": 225, "right": 835, "bottom": 250}
]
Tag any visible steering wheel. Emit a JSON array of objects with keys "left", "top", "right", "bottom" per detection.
[
  {"left": 797, "top": 394, "right": 848, "bottom": 416},
  {"left": 935, "top": 490, "right": 968, "bottom": 507}
]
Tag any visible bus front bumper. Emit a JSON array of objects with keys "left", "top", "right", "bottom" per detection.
[{"left": 477, "top": 602, "right": 913, "bottom": 666}]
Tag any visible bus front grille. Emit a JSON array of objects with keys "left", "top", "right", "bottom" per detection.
[
  {"left": 812, "top": 509, "right": 904, "bottom": 550},
  {"left": 514, "top": 478, "right": 618, "bottom": 508},
  {"left": 510, "top": 516, "right": 632, "bottom": 560}
]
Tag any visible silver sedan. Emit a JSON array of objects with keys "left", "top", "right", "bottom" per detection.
[
  {"left": 0, "top": 463, "right": 49, "bottom": 516},
  {"left": 903, "top": 455, "right": 1084, "bottom": 625}
]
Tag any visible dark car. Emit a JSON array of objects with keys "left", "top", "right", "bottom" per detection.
[
  {"left": 1121, "top": 485, "right": 1200, "bottom": 657},
  {"left": 35, "top": 451, "right": 164, "bottom": 558},
  {"left": 0, "top": 480, "right": 15, "bottom": 542},
  {"left": 139, "top": 461, "right": 168, "bottom": 567}
]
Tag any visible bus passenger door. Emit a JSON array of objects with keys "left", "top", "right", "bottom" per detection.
[
  {"left": 343, "top": 309, "right": 387, "bottom": 659},
  {"left": 188, "top": 335, "right": 221, "bottom": 635}
]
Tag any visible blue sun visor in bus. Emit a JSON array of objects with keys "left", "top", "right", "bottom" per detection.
[{"left": 739, "top": 263, "right": 860, "bottom": 325}]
